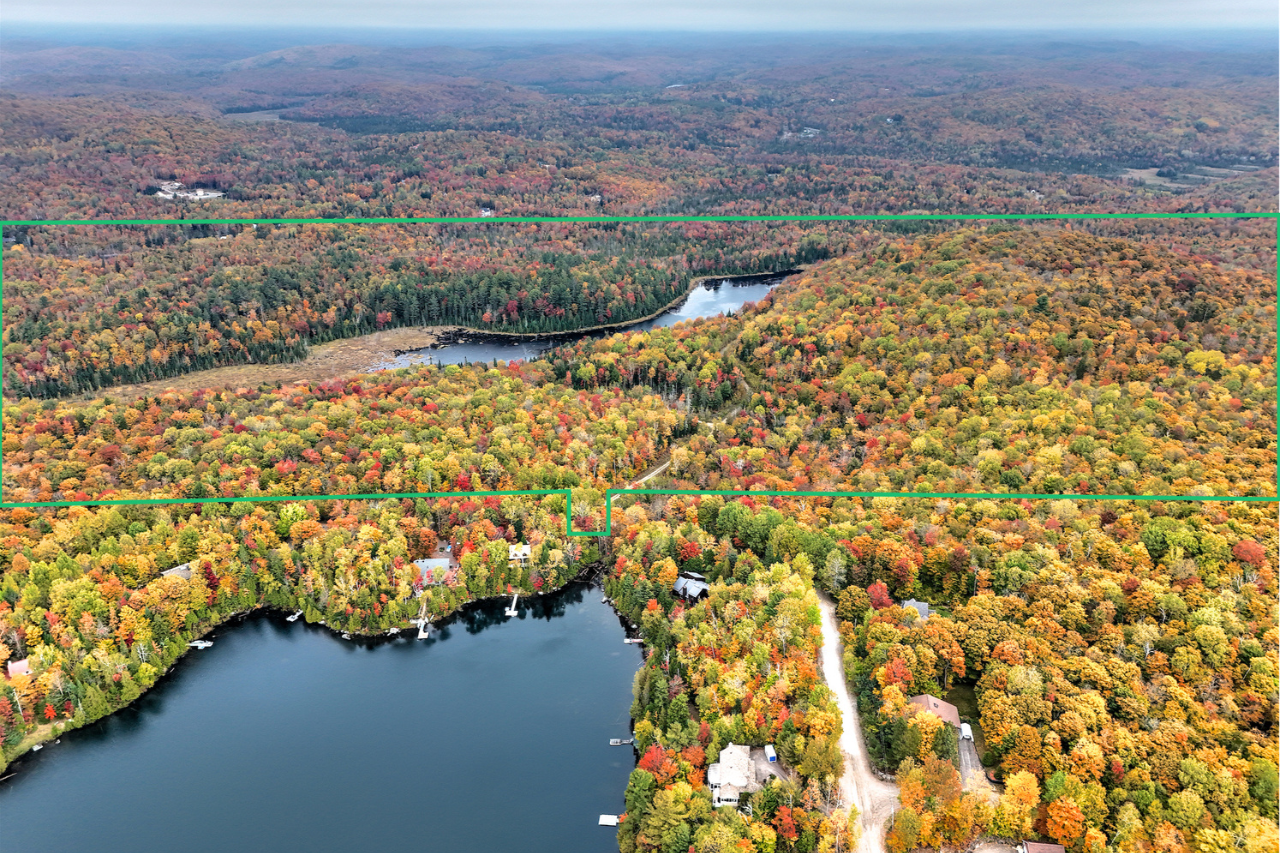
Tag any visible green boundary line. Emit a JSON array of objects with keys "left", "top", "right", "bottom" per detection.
[
  {"left": 1, "top": 212, "right": 1276, "bottom": 226},
  {"left": 2, "top": 212, "right": 1277, "bottom": 512},
  {"left": 0, "top": 488, "right": 1274, "bottom": 539}
]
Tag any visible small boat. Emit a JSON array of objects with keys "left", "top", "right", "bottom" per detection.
[
  {"left": 342, "top": 633, "right": 352, "bottom": 640},
  {"left": 386, "top": 628, "right": 400, "bottom": 636},
  {"left": 609, "top": 738, "right": 634, "bottom": 746},
  {"left": 286, "top": 611, "right": 302, "bottom": 622},
  {"left": 188, "top": 640, "right": 213, "bottom": 649},
  {"left": 31, "top": 744, "right": 42, "bottom": 752},
  {"left": 624, "top": 638, "right": 643, "bottom": 644}
]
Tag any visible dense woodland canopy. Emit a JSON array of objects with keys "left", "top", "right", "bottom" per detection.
[
  {"left": 1, "top": 225, "right": 1274, "bottom": 853},
  {"left": 0, "top": 30, "right": 1276, "bottom": 853}
]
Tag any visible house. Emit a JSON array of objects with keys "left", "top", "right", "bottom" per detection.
[
  {"left": 901, "top": 598, "right": 932, "bottom": 622},
  {"left": 162, "top": 563, "right": 192, "bottom": 580},
  {"left": 509, "top": 544, "right": 532, "bottom": 566},
  {"left": 1020, "top": 843, "right": 1065, "bottom": 853},
  {"left": 413, "top": 558, "right": 450, "bottom": 586},
  {"left": 908, "top": 694, "right": 962, "bottom": 728},
  {"left": 708, "top": 743, "right": 759, "bottom": 807},
  {"left": 7, "top": 659, "right": 30, "bottom": 678},
  {"left": 673, "top": 577, "right": 709, "bottom": 600}
]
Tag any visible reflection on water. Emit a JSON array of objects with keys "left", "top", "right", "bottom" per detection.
[
  {"left": 0, "top": 582, "right": 640, "bottom": 853},
  {"left": 379, "top": 273, "right": 786, "bottom": 370}
]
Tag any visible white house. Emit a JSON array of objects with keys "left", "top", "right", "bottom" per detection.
[{"left": 509, "top": 544, "right": 532, "bottom": 566}]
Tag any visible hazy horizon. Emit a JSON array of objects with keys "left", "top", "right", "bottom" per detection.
[{"left": 4, "top": 0, "right": 1276, "bottom": 33}]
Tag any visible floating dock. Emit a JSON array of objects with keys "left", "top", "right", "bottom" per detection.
[{"left": 599, "top": 815, "right": 619, "bottom": 826}]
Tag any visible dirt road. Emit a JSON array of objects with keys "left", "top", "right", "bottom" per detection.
[{"left": 817, "top": 592, "right": 899, "bottom": 853}]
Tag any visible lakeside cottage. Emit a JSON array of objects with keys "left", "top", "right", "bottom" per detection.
[
  {"left": 708, "top": 743, "right": 756, "bottom": 807},
  {"left": 509, "top": 544, "right": 532, "bottom": 566},
  {"left": 673, "top": 572, "right": 709, "bottom": 600},
  {"left": 7, "top": 658, "right": 31, "bottom": 678},
  {"left": 413, "top": 558, "right": 450, "bottom": 587},
  {"left": 908, "top": 694, "right": 961, "bottom": 728},
  {"left": 708, "top": 742, "right": 784, "bottom": 807}
]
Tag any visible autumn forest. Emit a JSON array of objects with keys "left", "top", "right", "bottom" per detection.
[{"left": 0, "top": 26, "right": 1276, "bottom": 853}]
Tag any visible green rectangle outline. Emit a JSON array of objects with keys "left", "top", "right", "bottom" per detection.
[{"left": 2, "top": 211, "right": 1277, "bottom": 534}]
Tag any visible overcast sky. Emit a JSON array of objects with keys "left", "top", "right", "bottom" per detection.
[{"left": 5, "top": 0, "right": 1276, "bottom": 31}]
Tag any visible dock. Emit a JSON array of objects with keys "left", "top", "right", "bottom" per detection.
[
  {"left": 286, "top": 611, "right": 301, "bottom": 622},
  {"left": 599, "top": 815, "right": 619, "bottom": 826},
  {"left": 504, "top": 593, "right": 519, "bottom": 617}
]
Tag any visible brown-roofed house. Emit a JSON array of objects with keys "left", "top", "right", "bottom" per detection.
[{"left": 908, "top": 694, "right": 961, "bottom": 728}]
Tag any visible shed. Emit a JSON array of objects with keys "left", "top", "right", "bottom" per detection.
[
  {"left": 673, "top": 577, "right": 709, "bottom": 600},
  {"left": 162, "top": 563, "right": 192, "bottom": 580},
  {"left": 908, "top": 694, "right": 962, "bottom": 728},
  {"left": 6, "top": 659, "right": 30, "bottom": 678}
]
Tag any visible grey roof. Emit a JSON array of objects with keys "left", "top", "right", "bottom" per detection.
[
  {"left": 673, "top": 577, "right": 709, "bottom": 599},
  {"left": 162, "top": 563, "right": 192, "bottom": 580},
  {"left": 413, "top": 558, "right": 450, "bottom": 584},
  {"left": 902, "top": 599, "right": 932, "bottom": 621}
]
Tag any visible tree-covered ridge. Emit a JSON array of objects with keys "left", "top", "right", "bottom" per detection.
[
  {"left": 0, "top": 62, "right": 1274, "bottom": 224},
  {"left": 606, "top": 496, "right": 853, "bottom": 853},
  {"left": 2, "top": 221, "right": 837, "bottom": 398},
  {"left": 558, "top": 227, "right": 1277, "bottom": 498},
  {"left": 0, "top": 362, "right": 686, "bottom": 509}
]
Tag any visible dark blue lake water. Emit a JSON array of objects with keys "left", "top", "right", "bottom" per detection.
[{"left": 0, "top": 582, "right": 640, "bottom": 853}]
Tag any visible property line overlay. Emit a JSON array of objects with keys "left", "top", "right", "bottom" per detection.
[
  {"left": 1, "top": 213, "right": 1276, "bottom": 508},
  {"left": 1, "top": 212, "right": 1277, "bottom": 227},
  {"left": 0, "top": 490, "right": 1275, "bottom": 539}
]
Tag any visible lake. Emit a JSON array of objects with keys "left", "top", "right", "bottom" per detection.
[
  {"left": 377, "top": 271, "right": 790, "bottom": 369},
  {"left": 0, "top": 582, "right": 641, "bottom": 852}
]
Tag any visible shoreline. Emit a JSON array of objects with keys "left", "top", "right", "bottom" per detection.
[
  {"left": 12, "top": 267, "right": 801, "bottom": 405},
  {"left": 403, "top": 267, "right": 802, "bottom": 346},
  {"left": 0, "top": 563, "right": 613, "bottom": 777}
]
